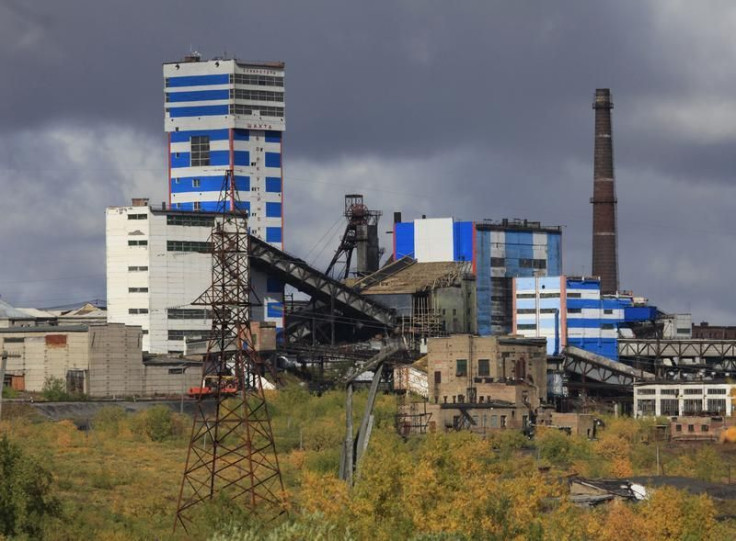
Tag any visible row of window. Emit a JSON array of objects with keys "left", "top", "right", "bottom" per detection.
[
  {"left": 516, "top": 308, "right": 558, "bottom": 315},
  {"left": 166, "top": 214, "right": 215, "bottom": 227},
  {"left": 168, "top": 309, "right": 211, "bottom": 320},
  {"left": 128, "top": 266, "right": 148, "bottom": 271},
  {"left": 229, "top": 104, "right": 284, "bottom": 118},
  {"left": 128, "top": 240, "right": 148, "bottom": 247},
  {"left": 168, "top": 330, "right": 211, "bottom": 341},
  {"left": 638, "top": 398, "right": 727, "bottom": 415},
  {"left": 129, "top": 308, "right": 148, "bottom": 314},
  {"left": 637, "top": 387, "right": 729, "bottom": 395},
  {"left": 440, "top": 359, "right": 492, "bottom": 379},
  {"left": 231, "top": 89, "right": 284, "bottom": 102},
  {"left": 127, "top": 214, "right": 148, "bottom": 220},
  {"left": 167, "top": 240, "right": 212, "bottom": 253},
  {"left": 231, "top": 74, "right": 284, "bottom": 87},
  {"left": 516, "top": 292, "right": 560, "bottom": 299},
  {"left": 129, "top": 287, "right": 148, "bottom": 293}
]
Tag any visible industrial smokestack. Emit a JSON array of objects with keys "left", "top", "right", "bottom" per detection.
[{"left": 591, "top": 89, "right": 619, "bottom": 294}]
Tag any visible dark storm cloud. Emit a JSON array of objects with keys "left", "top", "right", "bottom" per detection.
[{"left": 1, "top": 1, "right": 736, "bottom": 324}]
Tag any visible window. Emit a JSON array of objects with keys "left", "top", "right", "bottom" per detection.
[
  {"left": 604, "top": 309, "right": 613, "bottom": 314},
  {"left": 491, "top": 257, "right": 505, "bottom": 267},
  {"left": 660, "top": 398, "right": 678, "bottom": 415},
  {"left": 167, "top": 214, "right": 214, "bottom": 227},
  {"left": 128, "top": 287, "right": 148, "bottom": 293},
  {"left": 167, "top": 240, "right": 212, "bottom": 252},
  {"left": 128, "top": 240, "right": 148, "bottom": 247},
  {"left": 540, "top": 292, "right": 559, "bottom": 298},
  {"left": 434, "top": 371, "right": 441, "bottom": 384},
  {"left": 567, "top": 308, "right": 582, "bottom": 314},
  {"left": 707, "top": 388, "right": 727, "bottom": 395},
  {"left": 128, "top": 308, "right": 149, "bottom": 314},
  {"left": 127, "top": 214, "right": 147, "bottom": 220},
  {"left": 675, "top": 424, "right": 682, "bottom": 432},
  {"left": 601, "top": 323, "right": 615, "bottom": 330},
  {"left": 516, "top": 293, "right": 535, "bottom": 299},
  {"left": 702, "top": 425, "right": 710, "bottom": 432},
  {"left": 128, "top": 266, "right": 149, "bottom": 272},
  {"left": 567, "top": 292, "right": 582, "bottom": 298},
  {"left": 660, "top": 388, "right": 678, "bottom": 395},
  {"left": 190, "top": 135, "right": 210, "bottom": 166},
  {"left": 684, "top": 388, "right": 703, "bottom": 395},
  {"left": 193, "top": 201, "right": 201, "bottom": 211},
  {"left": 688, "top": 424, "right": 695, "bottom": 433},
  {"left": 478, "top": 359, "right": 490, "bottom": 377},
  {"left": 456, "top": 359, "right": 467, "bottom": 377},
  {"left": 707, "top": 399, "right": 726, "bottom": 414},
  {"left": 192, "top": 178, "right": 200, "bottom": 188},
  {"left": 684, "top": 399, "right": 703, "bottom": 415},
  {"left": 638, "top": 399, "right": 656, "bottom": 416},
  {"left": 637, "top": 388, "right": 656, "bottom": 395},
  {"left": 4, "top": 337, "right": 24, "bottom": 343},
  {"left": 517, "top": 324, "right": 537, "bottom": 330}
]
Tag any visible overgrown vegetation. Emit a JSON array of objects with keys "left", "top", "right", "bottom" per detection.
[
  {"left": 40, "top": 376, "right": 86, "bottom": 402},
  {"left": 0, "top": 387, "right": 735, "bottom": 539}
]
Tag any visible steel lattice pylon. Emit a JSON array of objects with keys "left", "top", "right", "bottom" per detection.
[{"left": 174, "top": 190, "right": 285, "bottom": 531}]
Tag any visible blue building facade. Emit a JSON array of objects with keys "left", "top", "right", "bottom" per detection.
[
  {"left": 513, "top": 276, "right": 656, "bottom": 360},
  {"left": 393, "top": 217, "right": 563, "bottom": 336},
  {"left": 163, "top": 55, "right": 286, "bottom": 337}
]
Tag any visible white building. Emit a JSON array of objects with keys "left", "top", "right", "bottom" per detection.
[
  {"left": 106, "top": 201, "right": 282, "bottom": 353},
  {"left": 634, "top": 381, "right": 736, "bottom": 417}
]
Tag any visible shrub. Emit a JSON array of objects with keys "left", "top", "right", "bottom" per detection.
[
  {"left": 0, "top": 435, "right": 60, "bottom": 537},
  {"left": 132, "top": 405, "right": 185, "bottom": 442},
  {"left": 41, "top": 376, "right": 71, "bottom": 401},
  {"left": 92, "top": 405, "right": 127, "bottom": 435}
]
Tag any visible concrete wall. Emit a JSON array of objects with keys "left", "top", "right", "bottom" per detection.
[{"left": 88, "top": 324, "right": 144, "bottom": 398}]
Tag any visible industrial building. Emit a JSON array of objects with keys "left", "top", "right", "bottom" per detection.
[
  {"left": 393, "top": 216, "right": 562, "bottom": 336},
  {"left": 0, "top": 323, "right": 200, "bottom": 397},
  {"left": 512, "top": 276, "right": 656, "bottom": 359},
  {"left": 106, "top": 201, "right": 286, "bottom": 353},
  {"left": 162, "top": 54, "right": 286, "bottom": 338},
  {"left": 421, "top": 334, "right": 548, "bottom": 433},
  {"left": 634, "top": 381, "right": 736, "bottom": 418}
]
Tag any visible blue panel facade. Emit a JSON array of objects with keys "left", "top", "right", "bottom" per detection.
[
  {"left": 453, "top": 222, "right": 474, "bottom": 262},
  {"left": 266, "top": 227, "right": 282, "bottom": 243},
  {"left": 233, "top": 151, "right": 250, "bottom": 166},
  {"left": 209, "top": 150, "right": 230, "bottom": 166},
  {"left": 165, "top": 74, "right": 230, "bottom": 87},
  {"left": 267, "top": 277, "right": 284, "bottom": 293},
  {"left": 265, "top": 177, "right": 282, "bottom": 192},
  {"left": 168, "top": 105, "right": 229, "bottom": 118},
  {"left": 624, "top": 306, "right": 657, "bottom": 322},
  {"left": 394, "top": 223, "right": 415, "bottom": 259},
  {"left": 233, "top": 129, "right": 249, "bottom": 141},
  {"left": 265, "top": 152, "right": 281, "bottom": 168},
  {"left": 233, "top": 175, "right": 250, "bottom": 192},
  {"left": 171, "top": 153, "right": 190, "bottom": 168},
  {"left": 547, "top": 233, "right": 562, "bottom": 275},
  {"left": 266, "top": 202, "right": 282, "bottom": 218},
  {"left": 476, "top": 229, "right": 492, "bottom": 336},
  {"left": 267, "top": 302, "right": 284, "bottom": 319},
  {"left": 265, "top": 131, "right": 281, "bottom": 143},
  {"left": 171, "top": 176, "right": 226, "bottom": 193}
]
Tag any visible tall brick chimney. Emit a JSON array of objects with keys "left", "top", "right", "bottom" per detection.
[{"left": 591, "top": 88, "right": 619, "bottom": 295}]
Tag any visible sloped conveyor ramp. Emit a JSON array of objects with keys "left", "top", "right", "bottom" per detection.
[{"left": 564, "top": 346, "right": 655, "bottom": 387}]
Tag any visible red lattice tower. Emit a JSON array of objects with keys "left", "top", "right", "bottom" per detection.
[{"left": 174, "top": 175, "right": 285, "bottom": 532}]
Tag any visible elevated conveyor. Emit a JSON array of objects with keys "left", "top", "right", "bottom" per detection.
[
  {"left": 248, "top": 235, "right": 395, "bottom": 335},
  {"left": 564, "top": 346, "right": 654, "bottom": 387}
]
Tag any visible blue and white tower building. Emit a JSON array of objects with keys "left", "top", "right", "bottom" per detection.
[{"left": 163, "top": 54, "right": 286, "bottom": 336}]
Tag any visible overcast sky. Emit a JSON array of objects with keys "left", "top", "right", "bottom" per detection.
[{"left": 1, "top": 1, "right": 736, "bottom": 324}]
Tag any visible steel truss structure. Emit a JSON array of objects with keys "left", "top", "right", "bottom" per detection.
[{"left": 174, "top": 196, "right": 285, "bottom": 531}]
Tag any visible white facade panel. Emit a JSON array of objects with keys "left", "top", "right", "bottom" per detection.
[{"left": 414, "top": 218, "right": 454, "bottom": 262}]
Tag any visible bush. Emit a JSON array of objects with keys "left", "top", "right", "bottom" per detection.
[
  {"left": 41, "top": 376, "right": 70, "bottom": 401},
  {"left": 131, "top": 405, "right": 185, "bottom": 442},
  {"left": 0, "top": 435, "right": 60, "bottom": 537}
]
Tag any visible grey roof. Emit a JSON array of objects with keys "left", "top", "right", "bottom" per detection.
[{"left": 0, "top": 299, "right": 35, "bottom": 319}]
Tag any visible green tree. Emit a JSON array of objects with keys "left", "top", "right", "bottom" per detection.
[{"left": 0, "top": 436, "right": 60, "bottom": 538}]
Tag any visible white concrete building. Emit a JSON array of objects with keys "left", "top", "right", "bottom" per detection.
[
  {"left": 106, "top": 201, "right": 281, "bottom": 353},
  {"left": 634, "top": 381, "right": 736, "bottom": 417}
]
